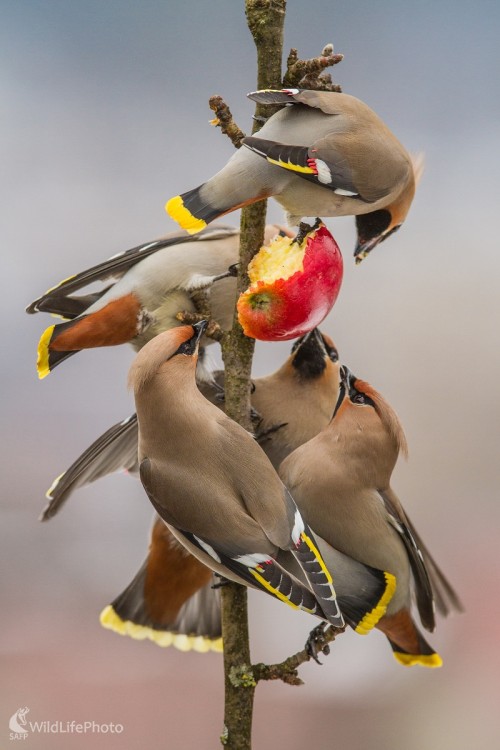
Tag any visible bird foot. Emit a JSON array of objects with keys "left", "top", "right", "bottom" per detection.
[
  {"left": 305, "top": 623, "right": 331, "bottom": 665},
  {"left": 293, "top": 218, "right": 323, "bottom": 245},
  {"left": 211, "top": 574, "right": 230, "bottom": 590}
]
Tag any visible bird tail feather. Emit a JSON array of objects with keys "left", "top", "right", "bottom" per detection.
[
  {"left": 166, "top": 187, "right": 223, "bottom": 234},
  {"left": 378, "top": 609, "right": 443, "bottom": 667},
  {"left": 100, "top": 561, "right": 222, "bottom": 653},
  {"left": 37, "top": 321, "right": 80, "bottom": 379}
]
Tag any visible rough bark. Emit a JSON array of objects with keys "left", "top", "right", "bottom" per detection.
[
  {"left": 219, "top": 3, "right": 286, "bottom": 748},
  {"left": 216, "top": 3, "right": 346, "bottom": 747}
]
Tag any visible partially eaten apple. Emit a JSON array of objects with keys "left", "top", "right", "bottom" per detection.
[{"left": 237, "top": 222, "right": 343, "bottom": 341}]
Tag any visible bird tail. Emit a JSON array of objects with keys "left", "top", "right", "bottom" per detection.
[
  {"left": 165, "top": 187, "right": 228, "bottom": 235},
  {"left": 378, "top": 609, "right": 443, "bottom": 667},
  {"left": 36, "top": 294, "right": 145, "bottom": 379},
  {"left": 36, "top": 321, "right": 80, "bottom": 379},
  {"left": 100, "top": 524, "right": 222, "bottom": 653}
]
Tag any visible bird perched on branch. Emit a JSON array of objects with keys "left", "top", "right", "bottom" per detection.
[
  {"left": 41, "top": 327, "right": 396, "bottom": 648},
  {"left": 39, "top": 328, "right": 340, "bottom": 519},
  {"left": 166, "top": 89, "right": 422, "bottom": 262},
  {"left": 28, "top": 223, "right": 290, "bottom": 379},
  {"left": 279, "top": 365, "right": 463, "bottom": 667},
  {"left": 129, "top": 321, "right": 345, "bottom": 629}
]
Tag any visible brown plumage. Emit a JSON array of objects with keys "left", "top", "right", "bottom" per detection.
[
  {"left": 129, "top": 322, "right": 344, "bottom": 628},
  {"left": 99, "top": 516, "right": 222, "bottom": 652},
  {"left": 253, "top": 329, "right": 341, "bottom": 469},
  {"left": 44, "top": 330, "right": 397, "bottom": 645},
  {"left": 39, "top": 329, "right": 339, "bottom": 517},
  {"left": 279, "top": 366, "right": 463, "bottom": 667}
]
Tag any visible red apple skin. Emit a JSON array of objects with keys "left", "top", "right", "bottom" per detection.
[{"left": 237, "top": 225, "right": 343, "bottom": 341}]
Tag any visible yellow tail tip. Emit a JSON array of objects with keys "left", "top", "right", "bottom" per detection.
[
  {"left": 99, "top": 605, "right": 222, "bottom": 652},
  {"left": 165, "top": 195, "right": 206, "bottom": 234},
  {"left": 393, "top": 651, "right": 443, "bottom": 668},
  {"left": 37, "top": 324, "right": 55, "bottom": 379},
  {"left": 355, "top": 571, "right": 397, "bottom": 635}
]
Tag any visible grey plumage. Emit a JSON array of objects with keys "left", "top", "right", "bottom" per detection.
[{"left": 166, "top": 89, "right": 418, "bottom": 260}]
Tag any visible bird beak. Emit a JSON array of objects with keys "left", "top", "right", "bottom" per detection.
[
  {"left": 340, "top": 365, "right": 357, "bottom": 392},
  {"left": 301, "top": 328, "right": 327, "bottom": 353},
  {"left": 332, "top": 365, "right": 357, "bottom": 418},
  {"left": 291, "top": 327, "right": 329, "bottom": 359},
  {"left": 172, "top": 320, "right": 208, "bottom": 358},
  {"left": 354, "top": 224, "right": 401, "bottom": 264},
  {"left": 354, "top": 236, "right": 381, "bottom": 264},
  {"left": 310, "top": 327, "right": 327, "bottom": 353},
  {"left": 192, "top": 319, "right": 208, "bottom": 345}
]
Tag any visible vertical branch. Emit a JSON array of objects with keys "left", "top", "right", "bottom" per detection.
[{"left": 219, "top": 1, "right": 286, "bottom": 748}]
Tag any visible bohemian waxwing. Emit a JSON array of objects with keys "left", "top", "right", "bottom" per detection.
[
  {"left": 166, "top": 89, "right": 420, "bottom": 262},
  {"left": 39, "top": 328, "right": 339, "bottom": 519},
  {"left": 129, "top": 322, "right": 344, "bottom": 628},
  {"left": 279, "top": 366, "right": 463, "bottom": 667},
  {"left": 28, "top": 223, "right": 291, "bottom": 379},
  {"left": 42, "top": 330, "right": 395, "bottom": 646}
]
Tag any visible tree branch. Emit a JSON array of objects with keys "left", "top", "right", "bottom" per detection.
[
  {"left": 218, "top": 2, "right": 286, "bottom": 748},
  {"left": 283, "top": 43, "right": 343, "bottom": 91},
  {"left": 209, "top": 96, "right": 246, "bottom": 149},
  {"left": 203, "top": 6, "right": 347, "bottom": 747},
  {"left": 252, "top": 624, "right": 345, "bottom": 686}
]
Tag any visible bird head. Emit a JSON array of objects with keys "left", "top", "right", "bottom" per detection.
[
  {"left": 332, "top": 365, "right": 408, "bottom": 480},
  {"left": 354, "top": 153, "right": 424, "bottom": 263},
  {"left": 289, "top": 328, "right": 339, "bottom": 380},
  {"left": 128, "top": 321, "right": 207, "bottom": 392}
]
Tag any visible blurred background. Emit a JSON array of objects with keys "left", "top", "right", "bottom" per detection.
[{"left": 2, "top": 1, "right": 499, "bottom": 747}]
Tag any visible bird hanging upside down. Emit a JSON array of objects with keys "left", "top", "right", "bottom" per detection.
[{"left": 166, "top": 89, "right": 423, "bottom": 262}]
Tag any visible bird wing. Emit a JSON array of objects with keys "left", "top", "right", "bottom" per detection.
[
  {"left": 138, "top": 457, "right": 328, "bottom": 621},
  {"left": 381, "top": 488, "right": 463, "bottom": 618},
  {"left": 379, "top": 489, "right": 436, "bottom": 631},
  {"left": 26, "top": 225, "right": 238, "bottom": 315},
  {"left": 404, "top": 516, "right": 464, "bottom": 617},
  {"left": 242, "top": 135, "right": 368, "bottom": 200},
  {"left": 40, "top": 414, "right": 139, "bottom": 521},
  {"left": 247, "top": 88, "right": 346, "bottom": 115},
  {"left": 34, "top": 288, "right": 113, "bottom": 320},
  {"left": 212, "top": 421, "right": 344, "bottom": 627},
  {"left": 139, "top": 458, "right": 344, "bottom": 627}
]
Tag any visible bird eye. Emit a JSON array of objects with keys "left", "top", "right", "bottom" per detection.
[{"left": 352, "top": 393, "right": 366, "bottom": 405}]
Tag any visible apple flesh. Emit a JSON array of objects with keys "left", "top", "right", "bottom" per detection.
[{"left": 237, "top": 223, "right": 343, "bottom": 341}]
